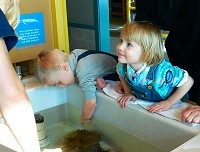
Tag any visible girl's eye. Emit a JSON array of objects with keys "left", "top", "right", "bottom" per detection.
[{"left": 127, "top": 43, "right": 133, "bottom": 47}]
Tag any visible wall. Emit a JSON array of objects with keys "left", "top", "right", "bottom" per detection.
[
  {"left": 9, "top": 0, "right": 54, "bottom": 63},
  {"left": 66, "top": 0, "right": 110, "bottom": 52}
]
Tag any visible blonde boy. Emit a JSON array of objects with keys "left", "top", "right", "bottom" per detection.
[{"left": 34, "top": 49, "right": 119, "bottom": 124}]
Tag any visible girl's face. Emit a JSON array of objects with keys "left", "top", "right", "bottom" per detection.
[
  {"left": 116, "top": 38, "right": 143, "bottom": 66},
  {"left": 46, "top": 64, "right": 75, "bottom": 88}
]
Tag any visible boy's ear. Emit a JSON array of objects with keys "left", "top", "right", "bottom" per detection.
[{"left": 58, "top": 62, "right": 69, "bottom": 71}]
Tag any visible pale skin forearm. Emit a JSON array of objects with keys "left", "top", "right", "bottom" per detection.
[
  {"left": 117, "top": 76, "right": 135, "bottom": 108},
  {"left": 81, "top": 99, "right": 96, "bottom": 123},
  {"left": 0, "top": 39, "right": 41, "bottom": 152},
  {"left": 119, "top": 75, "right": 131, "bottom": 95},
  {"left": 149, "top": 76, "right": 194, "bottom": 112},
  {"left": 166, "top": 76, "right": 194, "bottom": 105}
]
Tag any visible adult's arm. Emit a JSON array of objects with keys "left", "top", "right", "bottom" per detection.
[{"left": 0, "top": 38, "right": 41, "bottom": 152}]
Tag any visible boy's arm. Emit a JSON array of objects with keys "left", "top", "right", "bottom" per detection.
[{"left": 80, "top": 99, "right": 96, "bottom": 124}]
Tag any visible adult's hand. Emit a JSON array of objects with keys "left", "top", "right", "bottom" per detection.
[{"left": 181, "top": 105, "right": 200, "bottom": 124}]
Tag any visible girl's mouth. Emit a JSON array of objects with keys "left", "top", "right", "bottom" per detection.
[{"left": 118, "top": 53, "right": 124, "bottom": 57}]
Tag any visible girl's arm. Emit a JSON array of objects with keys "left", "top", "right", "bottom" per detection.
[
  {"left": 119, "top": 75, "right": 131, "bottom": 95},
  {"left": 117, "top": 75, "right": 136, "bottom": 108},
  {"left": 166, "top": 75, "right": 194, "bottom": 105},
  {"left": 149, "top": 76, "right": 194, "bottom": 112}
]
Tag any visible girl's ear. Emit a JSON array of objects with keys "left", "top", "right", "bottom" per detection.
[{"left": 58, "top": 62, "right": 69, "bottom": 71}]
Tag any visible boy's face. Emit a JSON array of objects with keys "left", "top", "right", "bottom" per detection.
[{"left": 46, "top": 66, "right": 75, "bottom": 88}]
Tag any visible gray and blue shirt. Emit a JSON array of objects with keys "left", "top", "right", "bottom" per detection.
[{"left": 69, "top": 49, "right": 118, "bottom": 101}]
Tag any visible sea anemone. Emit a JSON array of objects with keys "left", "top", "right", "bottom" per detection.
[{"left": 62, "top": 129, "right": 115, "bottom": 152}]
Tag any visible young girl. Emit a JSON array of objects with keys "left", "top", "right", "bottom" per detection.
[{"left": 114, "top": 21, "right": 194, "bottom": 113}]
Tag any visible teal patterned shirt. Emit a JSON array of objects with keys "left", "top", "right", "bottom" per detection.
[{"left": 116, "top": 59, "right": 188, "bottom": 100}]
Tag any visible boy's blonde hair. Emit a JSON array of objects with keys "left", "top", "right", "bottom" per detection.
[
  {"left": 120, "top": 21, "right": 164, "bottom": 66},
  {"left": 34, "top": 49, "right": 69, "bottom": 85},
  {"left": 0, "top": 0, "right": 20, "bottom": 29}
]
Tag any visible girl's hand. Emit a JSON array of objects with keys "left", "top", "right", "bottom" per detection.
[
  {"left": 117, "top": 94, "right": 136, "bottom": 109},
  {"left": 148, "top": 100, "right": 173, "bottom": 113}
]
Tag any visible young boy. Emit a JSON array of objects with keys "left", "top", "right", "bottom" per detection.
[{"left": 34, "top": 49, "right": 119, "bottom": 124}]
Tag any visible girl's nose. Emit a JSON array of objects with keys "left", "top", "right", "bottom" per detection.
[{"left": 117, "top": 43, "right": 124, "bottom": 52}]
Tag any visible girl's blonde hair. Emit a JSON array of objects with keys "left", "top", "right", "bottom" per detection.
[
  {"left": 120, "top": 21, "right": 164, "bottom": 66},
  {"left": 0, "top": 0, "right": 20, "bottom": 29},
  {"left": 34, "top": 49, "right": 69, "bottom": 85}
]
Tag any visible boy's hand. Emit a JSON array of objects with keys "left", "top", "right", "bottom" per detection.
[
  {"left": 81, "top": 99, "right": 96, "bottom": 125},
  {"left": 80, "top": 115, "right": 92, "bottom": 125}
]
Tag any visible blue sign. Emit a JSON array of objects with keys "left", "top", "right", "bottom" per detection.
[{"left": 15, "top": 12, "right": 46, "bottom": 48}]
